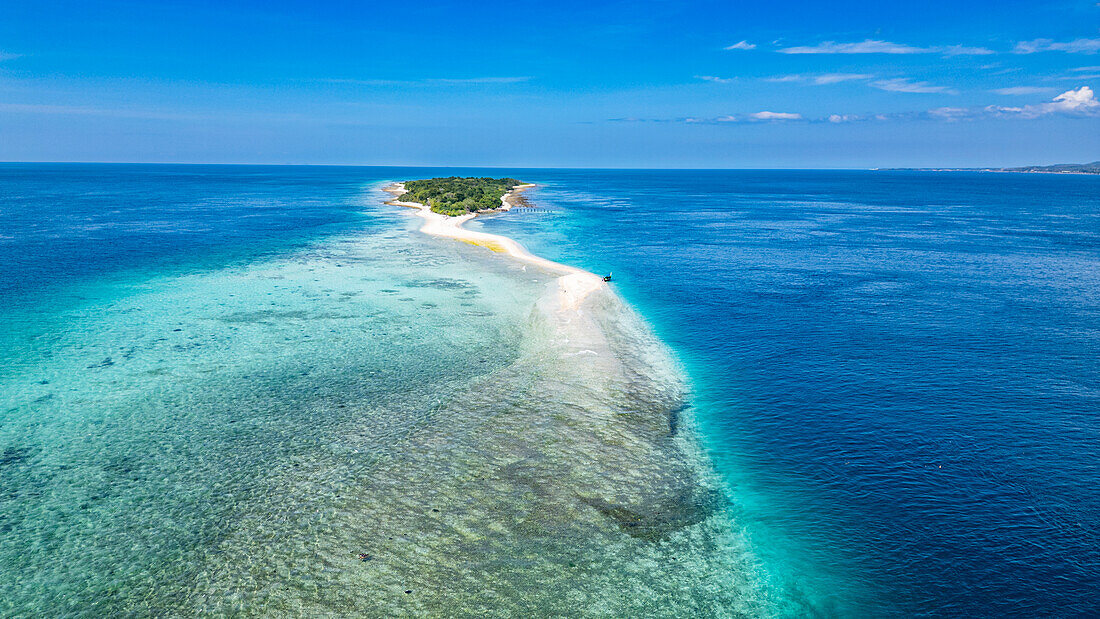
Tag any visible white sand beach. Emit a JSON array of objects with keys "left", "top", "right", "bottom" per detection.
[{"left": 384, "top": 182, "right": 605, "bottom": 312}]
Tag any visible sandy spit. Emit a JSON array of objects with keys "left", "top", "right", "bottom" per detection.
[{"left": 383, "top": 182, "right": 605, "bottom": 312}]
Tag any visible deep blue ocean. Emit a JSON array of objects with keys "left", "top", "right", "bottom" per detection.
[{"left": 2, "top": 164, "right": 1097, "bottom": 615}]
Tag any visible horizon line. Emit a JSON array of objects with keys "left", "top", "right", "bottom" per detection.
[{"left": 1, "top": 160, "right": 1094, "bottom": 172}]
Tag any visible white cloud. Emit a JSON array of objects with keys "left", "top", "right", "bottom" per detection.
[
  {"left": 871, "top": 78, "right": 956, "bottom": 94},
  {"left": 778, "top": 39, "right": 993, "bottom": 55},
  {"left": 828, "top": 114, "right": 865, "bottom": 123},
  {"left": 920, "top": 87, "right": 1100, "bottom": 121},
  {"left": 749, "top": 111, "right": 802, "bottom": 120},
  {"left": 0, "top": 51, "right": 20, "bottom": 61},
  {"left": 1014, "top": 38, "right": 1100, "bottom": 54},
  {"left": 695, "top": 75, "right": 736, "bottom": 84},
  {"left": 939, "top": 45, "right": 997, "bottom": 56},
  {"left": 986, "top": 86, "right": 1100, "bottom": 118},
  {"left": 725, "top": 40, "right": 756, "bottom": 50},
  {"left": 767, "top": 73, "right": 874, "bottom": 85},
  {"left": 684, "top": 111, "right": 804, "bottom": 123},
  {"left": 1070, "top": 66, "right": 1100, "bottom": 72},
  {"left": 991, "top": 86, "right": 1057, "bottom": 95},
  {"left": 1045, "top": 86, "right": 1100, "bottom": 113}
]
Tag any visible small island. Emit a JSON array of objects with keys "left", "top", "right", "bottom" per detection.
[
  {"left": 399, "top": 176, "right": 530, "bottom": 216},
  {"left": 383, "top": 175, "right": 604, "bottom": 309}
]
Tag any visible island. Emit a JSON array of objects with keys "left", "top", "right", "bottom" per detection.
[
  {"left": 383, "top": 177, "right": 603, "bottom": 310},
  {"left": 398, "top": 176, "right": 531, "bottom": 216}
]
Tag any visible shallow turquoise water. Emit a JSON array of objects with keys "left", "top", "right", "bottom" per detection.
[{"left": 1, "top": 166, "right": 760, "bottom": 615}]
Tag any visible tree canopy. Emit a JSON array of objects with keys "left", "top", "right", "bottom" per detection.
[{"left": 400, "top": 176, "right": 525, "bottom": 216}]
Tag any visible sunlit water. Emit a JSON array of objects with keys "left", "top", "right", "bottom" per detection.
[{"left": 2, "top": 165, "right": 1097, "bottom": 616}]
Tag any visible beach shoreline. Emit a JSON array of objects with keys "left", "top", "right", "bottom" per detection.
[{"left": 384, "top": 182, "right": 605, "bottom": 311}]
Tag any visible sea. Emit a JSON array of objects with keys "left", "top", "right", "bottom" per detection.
[{"left": 1, "top": 164, "right": 1097, "bottom": 616}]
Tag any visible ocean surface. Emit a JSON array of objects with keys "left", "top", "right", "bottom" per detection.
[{"left": 1, "top": 164, "right": 1098, "bottom": 616}]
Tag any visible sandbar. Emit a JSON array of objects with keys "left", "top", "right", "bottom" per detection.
[{"left": 384, "top": 182, "right": 605, "bottom": 311}]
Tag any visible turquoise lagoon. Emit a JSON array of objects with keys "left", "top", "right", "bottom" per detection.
[{"left": 0, "top": 165, "right": 762, "bottom": 616}]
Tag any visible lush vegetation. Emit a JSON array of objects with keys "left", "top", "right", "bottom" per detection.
[{"left": 400, "top": 176, "right": 525, "bottom": 216}]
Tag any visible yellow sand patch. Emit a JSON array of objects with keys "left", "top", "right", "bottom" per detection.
[{"left": 460, "top": 238, "right": 506, "bottom": 252}]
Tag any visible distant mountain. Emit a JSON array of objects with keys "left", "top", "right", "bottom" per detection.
[{"left": 1002, "top": 162, "right": 1100, "bottom": 174}]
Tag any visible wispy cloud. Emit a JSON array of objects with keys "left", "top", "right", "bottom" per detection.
[
  {"left": 766, "top": 73, "right": 875, "bottom": 85},
  {"left": 607, "top": 117, "right": 664, "bottom": 123},
  {"left": 0, "top": 102, "right": 215, "bottom": 121},
  {"left": 926, "top": 107, "right": 973, "bottom": 121},
  {"left": 813, "top": 73, "right": 875, "bottom": 85},
  {"left": 322, "top": 78, "right": 406, "bottom": 86},
  {"left": 724, "top": 40, "right": 756, "bottom": 50},
  {"left": 430, "top": 76, "right": 531, "bottom": 84},
  {"left": 322, "top": 76, "right": 531, "bottom": 86},
  {"left": 617, "top": 111, "right": 833, "bottom": 124},
  {"left": 611, "top": 87, "right": 1099, "bottom": 125},
  {"left": 871, "top": 78, "right": 956, "bottom": 94},
  {"left": 1050, "top": 71, "right": 1100, "bottom": 80},
  {"left": 0, "top": 51, "right": 20, "bottom": 61},
  {"left": 983, "top": 66, "right": 1023, "bottom": 75},
  {"left": 779, "top": 40, "right": 923, "bottom": 54},
  {"left": 778, "top": 39, "right": 993, "bottom": 55},
  {"left": 681, "top": 111, "right": 804, "bottom": 123},
  {"left": 991, "top": 86, "right": 1057, "bottom": 95},
  {"left": 1014, "top": 38, "right": 1100, "bottom": 54},
  {"left": 695, "top": 75, "right": 737, "bottom": 84},
  {"left": 0, "top": 101, "right": 425, "bottom": 126},
  {"left": 828, "top": 114, "right": 875, "bottom": 123},
  {"left": 749, "top": 111, "right": 802, "bottom": 120},
  {"left": 938, "top": 45, "right": 997, "bottom": 56}
]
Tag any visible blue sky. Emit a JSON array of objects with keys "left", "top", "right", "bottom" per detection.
[{"left": 1, "top": 0, "right": 1098, "bottom": 167}]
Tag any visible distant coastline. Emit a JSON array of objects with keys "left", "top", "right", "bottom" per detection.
[{"left": 877, "top": 161, "right": 1100, "bottom": 175}]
